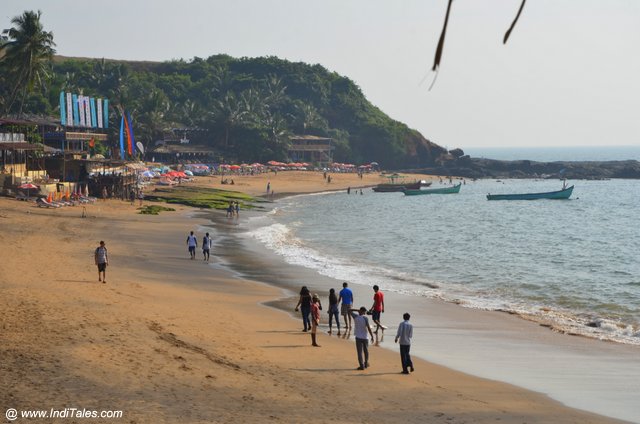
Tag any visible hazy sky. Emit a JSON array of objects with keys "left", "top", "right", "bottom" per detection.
[{"left": 4, "top": 0, "right": 640, "bottom": 149}]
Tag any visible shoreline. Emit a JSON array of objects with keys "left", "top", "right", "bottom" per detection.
[
  {"left": 0, "top": 180, "right": 634, "bottom": 423},
  {"left": 205, "top": 195, "right": 640, "bottom": 423}
]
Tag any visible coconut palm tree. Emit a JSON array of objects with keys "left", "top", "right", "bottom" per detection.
[
  {"left": 0, "top": 10, "right": 56, "bottom": 116},
  {"left": 212, "top": 91, "right": 248, "bottom": 148}
]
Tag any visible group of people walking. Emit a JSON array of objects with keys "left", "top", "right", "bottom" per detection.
[
  {"left": 295, "top": 282, "right": 414, "bottom": 374},
  {"left": 186, "top": 230, "right": 213, "bottom": 261}
]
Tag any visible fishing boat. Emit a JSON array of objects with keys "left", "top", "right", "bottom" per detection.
[
  {"left": 403, "top": 183, "right": 461, "bottom": 196},
  {"left": 372, "top": 182, "right": 422, "bottom": 192},
  {"left": 486, "top": 185, "right": 574, "bottom": 200}
]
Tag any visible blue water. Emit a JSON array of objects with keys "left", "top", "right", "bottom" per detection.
[
  {"left": 464, "top": 145, "right": 640, "bottom": 162},
  {"left": 248, "top": 179, "right": 640, "bottom": 345}
]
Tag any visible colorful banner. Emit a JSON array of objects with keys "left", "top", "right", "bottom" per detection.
[
  {"left": 59, "top": 92, "right": 66, "bottom": 125},
  {"left": 127, "top": 111, "right": 136, "bottom": 156},
  {"left": 84, "top": 98, "right": 91, "bottom": 128},
  {"left": 90, "top": 97, "right": 97, "bottom": 128},
  {"left": 103, "top": 99, "right": 109, "bottom": 129},
  {"left": 123, "top": 112, "right": 132, "bottom": 156},
  {"left": 78, "top": 96, "right": 86, "bottom": 127},
  {"left": 97, "top": 98, "right": 103, "bottom": 128},
  {"left": 119, "top": 115, "right": 125, "bottom": 159},
  {"left": 66, "top": 93, "right": 73, "bottom": 126},
  {"left": 72, "top": 94, "right": 79, "bottom": 126}
]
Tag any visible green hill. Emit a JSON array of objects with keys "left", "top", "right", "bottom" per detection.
[{"left": 36, "top": 55, "right": 449, "bottom": 167}]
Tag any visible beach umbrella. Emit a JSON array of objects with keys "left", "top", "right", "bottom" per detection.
[
  {"left": 19, "top": 183, "right": 38, "bottom": 198},
  {"left": 229, "top": 165, "right": 241, "bottom": 170},
  {"left": 184, "top": 170, "right": 194, "bottom": 176}
]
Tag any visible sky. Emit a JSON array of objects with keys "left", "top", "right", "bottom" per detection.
[{"left": 3, "top": 0, "right": 640, "bottom": 149}]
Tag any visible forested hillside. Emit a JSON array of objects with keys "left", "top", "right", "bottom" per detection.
[{"left": 51, "top": 55, "right": 447, "bottom": 167}]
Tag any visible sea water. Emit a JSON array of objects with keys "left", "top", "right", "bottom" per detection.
[{"left": 246, "top": 179, "right": 640, "bottom": 346}]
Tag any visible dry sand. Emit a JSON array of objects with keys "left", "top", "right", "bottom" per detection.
[{"left": 0, "top": 172, "right": 626, "bottom": 423}]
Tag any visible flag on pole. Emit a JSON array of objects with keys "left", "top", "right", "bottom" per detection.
[{"left": 119, "top": 115, "right": 125, "bottom": 159}]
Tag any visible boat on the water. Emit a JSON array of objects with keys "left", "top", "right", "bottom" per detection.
[
  {"left": 403, "top": 183, "right": 461, "bottom": 196},
  {"left": 486, "top": 185, "right": 574, "bottom": 200},
  {"left": 372, "top": 182, "right": 421, "bottom": 192}
]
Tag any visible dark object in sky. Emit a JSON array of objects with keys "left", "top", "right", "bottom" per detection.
[{"left": 431, "top": 0, "right": 527, "bottom": 80}]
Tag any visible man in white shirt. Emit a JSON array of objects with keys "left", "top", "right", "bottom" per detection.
[
  {"left": 186, "top": 231, "right": 198, "bottom": 260},
  {"left": 395, "top": 312, "right": 414, "bottom": 374},
  {"left": 350, "top": 307, "right": 375, "bottom": 370}
]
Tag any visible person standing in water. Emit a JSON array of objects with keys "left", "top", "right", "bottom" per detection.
[
  {"left": 186, "top": 231, "right": 198, "bottom": 260},
  {"left": 202, "top": 232, "right": 212, "bottom": 261},
  {"left": 370, "top": 285, "right": 386, "bottom": 334}
]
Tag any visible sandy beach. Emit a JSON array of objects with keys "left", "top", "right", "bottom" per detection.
[{"left": 0, "top": 171, "right": 628, "bottom": 423}]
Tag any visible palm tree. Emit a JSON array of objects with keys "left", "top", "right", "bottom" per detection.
[
  {"left": 212, "top": 91, "right": 248, "bottom": 148},
  {"left": 0, "top": 10, "right": 56, "bottom": 116}
]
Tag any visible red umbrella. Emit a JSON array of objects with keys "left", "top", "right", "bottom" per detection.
[{"left": 18, "top": 183, "right": 38, "bottom": 198}]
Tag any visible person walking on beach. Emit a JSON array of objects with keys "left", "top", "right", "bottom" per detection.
[
  {"left": 94, "top": 240, "right": 109, "bottom": 284},
  {"left": 202, "top": 232, "right": 212, "bottom": 261},
  {"left": 395, "top": 312, "right": 414, "bottom": 374},
  {"left": 310, "top": 294, "right": 322, "bottom": 347},
  {"left": 294, "top": 286, "right": 313, "bottom": 332},
  {"left": 186, "top": 231, "right": 198, "bottom": 260},
  {"left": 350, "top": 307, "right": 375, "bottom": 370},
  {"left": 327, "top": 288, "right": 341, "bottom": 335},
  {"left": 138, "top": 190, "right": 144, "bottom": 206},
  {"left": 370, "top": 285, "right": 386, "bottom": 334},
  {"left": 338, "top": 282, "right": 354, "bottom": 329}
]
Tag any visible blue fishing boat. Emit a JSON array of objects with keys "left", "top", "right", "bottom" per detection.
[
  {"left": 403, "top": 183, "right": 461, "bottom": 196},
  {"left": 486, "top": 185, "right": 574, "bottom": 200}
]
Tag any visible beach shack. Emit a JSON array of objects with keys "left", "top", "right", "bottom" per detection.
[
  {"left": 0, "top": 117, "right": 47, "bottom": 192},
  {"left": 287, "top": 135, "right": 334, "bottom": 167}
]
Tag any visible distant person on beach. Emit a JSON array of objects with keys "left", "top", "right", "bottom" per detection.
[
  {"left": 395, "top": 312, "right": 414, "bottom": 374},
  {"left": 234, "top": 201, "right": 239, "bottom": 217},
  {"left": 202, "top": 232, "right": 212, "bottom": 261},
  {"left": 350, "top": 306, "right": 375, "bottom": 370},
  {"left": 294, "top": 286, "right": 313, "bottom": 332},
  {"left": 186, "top": 231, "right": 198, "bottom": 260},
  {"left": 267, "top": 181, "right": 271, "bottom": 193},
  {"left": 370, "top": 285, "right": 386, "bottom": 334},
  {"left": 310, "top": 294, "right": 322, "bottom": 347},
  {"left": 347, "top": 187, "right": 351, "bottom": 194},
  {"left": 327, "top": 288, "right": 341, "bottom": 335},
  {"left": 129, "top": 189, "right": 135, "bottom": 205},
  {"left": 101, "top": 186, "right": 108, "bottom": 201},
  {"left": 94, "top": 240, "right": 109, "bottom": 284},
  {"left": 338, "top": 282, "right": 354, "bottom": 329},
  {"left": 226, "top": 201, "right": 234, "bottom": 218},
  {"left": 138, "top": 190, "right": 144, "bottom": 206}
]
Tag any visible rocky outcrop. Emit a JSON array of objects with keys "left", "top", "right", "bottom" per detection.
[{"left": 408, "top": 157, "right": 640, "bottom": 180}]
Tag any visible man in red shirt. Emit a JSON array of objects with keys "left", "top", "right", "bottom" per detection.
[{"left": 370, "top": 285, "right": 386, "bottom": 334}]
